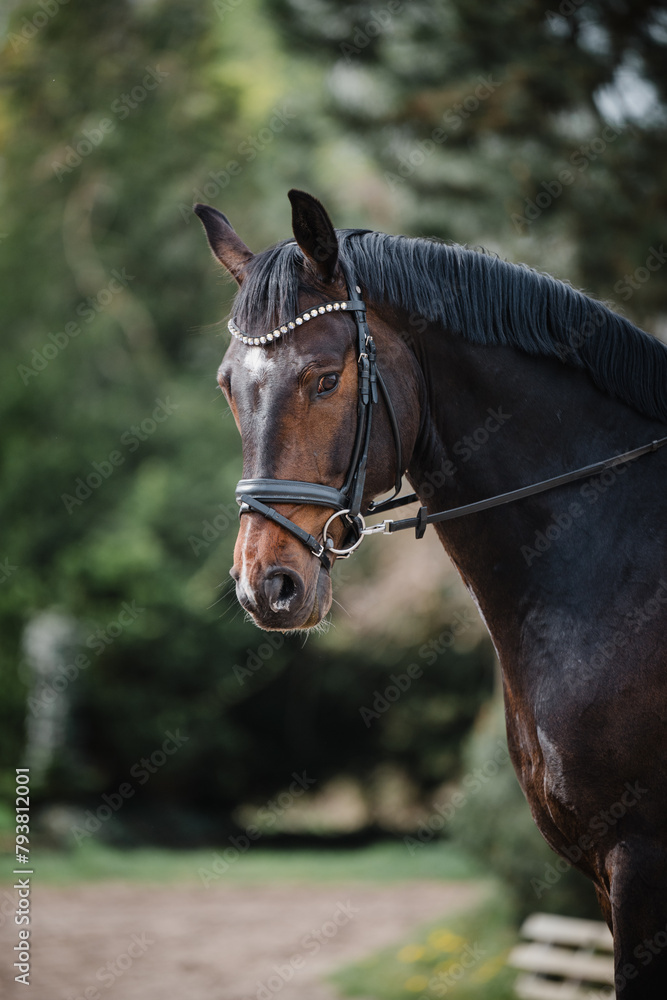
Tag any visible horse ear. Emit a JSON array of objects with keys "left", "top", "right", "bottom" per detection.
[
  {"left": 288, "top": 189, "right": 339, "bottom": 282},
  {"left": 194, "top": 204, "right": 253, "bottom": 284}
]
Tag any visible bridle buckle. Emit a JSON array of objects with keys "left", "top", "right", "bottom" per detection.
[{"left": 361, "top": 520, "right": 392, "bottom": 535}]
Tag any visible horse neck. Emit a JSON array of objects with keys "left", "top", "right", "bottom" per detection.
[{"left": 404, "top": 324, "right": 665, "bottom": 659}]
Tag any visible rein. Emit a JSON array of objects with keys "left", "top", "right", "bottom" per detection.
[
  {"left": 364, "top": 435, "right": 667, "bottom": 539},
  {"left": 231, "top": 280, "right": 667, "bottom": 567}
]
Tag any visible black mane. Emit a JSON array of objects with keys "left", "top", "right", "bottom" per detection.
[{"left": 232, "top": 229, "right": 667, "bottom": 424}]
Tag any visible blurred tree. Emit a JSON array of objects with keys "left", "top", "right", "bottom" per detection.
[
  {"left": 265, "top": 0, "right": 667, "bottom": 328},
  {"left": 0, "top": 0, "right": 261, "bottom": 814},
  {"left": 0, "top": 0, "right": 495, "bottom": 839}
]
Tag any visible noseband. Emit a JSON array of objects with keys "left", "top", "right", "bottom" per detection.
[
  {"left": 231, "top": 278, "right": 667, "bottom": 574},
  {"left": 232, "top": 276, "right": 404, "bottom": 571}
]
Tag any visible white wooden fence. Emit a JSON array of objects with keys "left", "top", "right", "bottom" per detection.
[{"left": 508, "top": 912, "right": 615, "bottom": 999}]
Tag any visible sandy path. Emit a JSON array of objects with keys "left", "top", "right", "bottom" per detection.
[{"left": 0, "top": 880, "right": 480, "bottom": 1000}]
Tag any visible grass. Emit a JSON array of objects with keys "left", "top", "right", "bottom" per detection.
[
  {"left": 330, "top": 885, "right": 518, "bottom": 1000},
  {"left": 0, "top": 837, "right": 483, "bottom": 885}
]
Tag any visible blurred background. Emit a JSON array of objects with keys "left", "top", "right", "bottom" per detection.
[{"left": 1, "top": 1, "right": 666, "bottom": 997}]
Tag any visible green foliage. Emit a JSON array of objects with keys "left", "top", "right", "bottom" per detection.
[
  {"left": 1, "top": 0, "right": 255, "bottom": 824},
  {"left": 0, "top": 0, "right": 495, "bottom": 836},
  {"left": 40, "top": 625, "right": 493, "bottom": 843},
  {"left": 4, "top": 839, "right": 480, "bottom": 885},
  {"left": 266, "top": 0, "right": 667, "bottom": 325}
]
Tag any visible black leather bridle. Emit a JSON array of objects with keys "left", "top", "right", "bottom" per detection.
[
  {"left": 231, "top": 276, "right": 667, "bottom": 572},
  {"left": 233, "top": 276, "right": 404, "bottom": 572}
]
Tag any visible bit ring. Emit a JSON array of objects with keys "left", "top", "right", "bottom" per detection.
[{"left": 322, "top": 509, "right": 366, "bottom": 556}]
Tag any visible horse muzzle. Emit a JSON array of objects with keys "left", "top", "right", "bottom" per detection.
[{"left": 231, "top": 538, "right": 333, "bottom": 631}]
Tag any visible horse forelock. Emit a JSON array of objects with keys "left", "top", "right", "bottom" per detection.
[{"left": 232, "top": 239, "right": 303, "bottom": 334}]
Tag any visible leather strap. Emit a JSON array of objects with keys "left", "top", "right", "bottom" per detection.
[
  {"left": 345, "top": 299, "right": 367, "bottom": 313},
  {"left": 368, "top": 491, "right": 418, "bottom": 515},
  {"left": 238, "top": 494, "right": 331, "bottom": 570},
  {"left": 384, "top": 435, "right": 667, "bottom": 535},
  {"left": 235, "top": 479, "right": 348, "bottom": 510},
  {"left": 377, "top": 368, "right": 403, "bottom": 498}
]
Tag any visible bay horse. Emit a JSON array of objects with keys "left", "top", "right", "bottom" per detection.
[{"left": 195, "top": 190, "right": 667, "bottom": 996}]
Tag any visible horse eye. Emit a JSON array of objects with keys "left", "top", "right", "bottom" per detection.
[{"left": 317, "top": 373, "right": 339, "bottom": 394}]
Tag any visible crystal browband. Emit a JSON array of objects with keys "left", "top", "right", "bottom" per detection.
[{"left": 228, "top": 300, "right": 349, "bottom": 346}]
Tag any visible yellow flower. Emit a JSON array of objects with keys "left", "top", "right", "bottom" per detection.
[
  {"left": 403, "top": 974, "right": 429, "bottom": 992},
  {"left": 398, "top": 944, "right": 426, "bottom": 963},
  {"left": 427, "top": 929, "right": 466, "bottom": 952},
  {"left": 471, "top": 953, "right": 508, "bottom": 982}
]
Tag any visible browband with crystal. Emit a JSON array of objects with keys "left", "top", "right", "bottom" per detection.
[{"left": 228, "top": 299, "right": 350, "bottom": 346}]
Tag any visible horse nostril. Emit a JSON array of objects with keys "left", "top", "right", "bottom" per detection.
[{"left": 264, "top": 568, "right": 301, "bottom": 612}]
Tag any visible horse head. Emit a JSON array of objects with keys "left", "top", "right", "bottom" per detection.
[{"left": 196, "top": 190, "right": 421, "bottom": 631}]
